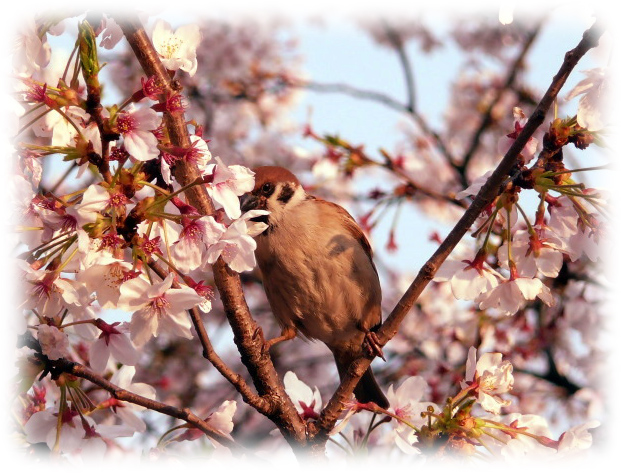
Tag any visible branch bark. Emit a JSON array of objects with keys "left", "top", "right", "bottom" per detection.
[
  {"left": 308, "top": 20, "right": 603, "bottom": 443},
  {"left": 458, "top": 22, "right": 543, "bottom": 180},
  {"left": 52, "top": 358, "right": 238, "bottom": 448},
  {"left": 118, "top": 15, "right": 308, "bottom": 449}
]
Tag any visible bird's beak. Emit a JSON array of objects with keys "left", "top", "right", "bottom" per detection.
[{"left": 240, "top": 193, "right": 259, "bottom": 212}]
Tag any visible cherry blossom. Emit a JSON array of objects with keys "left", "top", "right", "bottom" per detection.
[
  {"left": 19, "top": 262, "right": 81, "bottom": 317},
  {"left": 44, "top": 106, "right": 91, "bottom": 148},
  {"left": 498, "top": 414, "right": 556, "bottom": 459},
  {"left": 385, "top": 376, "right": 436, "bottom": 454},
  {"left": 11, "top": 12, "right": 607, "bottom": 461},
  {"left": 171, "top": 216, "right": 219, "bottom": 273},
  {"left": 89, "top": 320, "right": 138, "bottom": 373},
  {"left": 104, "top": 366, "right": 157, "bottom": 433},
  {"left": 13, "top": 19, "right": 51, "bottom": 75},
  {"left": 151, "top": 19, "right": 201, "bottom": 77},
  {"left": 174, "top": 400, "right": 237, "bottom": 447},
  {"left": 566, "top": 68, "right": 608, "bottom": 130},
  {"left": 455, "top": 170, "right": 493, "bottom": 200},
  {"left": 161, "top": 135, "right": 211, "bottom": 184},
  {"left": 118, "top": 273, "right": 204, "bottom": 346},
  {"left": 476, "top": 275, "right": 555, "bottom": 316},
  {"left": 497, "top": 107, "right": 539, "bottom": 164},
  {"left": 76, "top": 256, "right": 133, "bottom": 309},
  {"left": 204, "top": 211, "right": 268, "bottom": 272},
  {"left": 435, "top": 247, "right": 501, "bottom": 301},
  {"left": 99, "top": 15, "right": 125, "bottom": 49},
  {"left": 283, "top": 371, "right": 322, "bottom": 420},
  {"left": 207, "top": 400, "right": 237, "bottom": 440},
  {"left": 70, "top": 184, "right": 114, "bottom": 227},
  {"left": 24, "top": 407, "right": 97, "bottom": 454},
  {"left": 557, "top": 420, "right": 600, "bottom": 453},
  {"left": 497, "top": 229, "right": 564, "bottom": 278},
  {"left": 204, "top": 157, "right": 256, "bottom": 219},
  {"left": 116, "top": 105, "right": 161, "bottom": 162},
  {"left": 37, "top": 324, "right": 70, "bottom": 360},
  {"left": 463, "top": 347, "right": 514, "bottom": 415}
]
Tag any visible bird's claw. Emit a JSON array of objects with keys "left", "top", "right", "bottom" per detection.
[
  {"left": 262, "top": 326, "right": 297, "bottom": 354},
  {"left": 363, "top": 331, "right": 386, "bottom": 361}
]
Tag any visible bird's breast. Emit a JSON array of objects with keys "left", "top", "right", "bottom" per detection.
[{"left": 255, "top": 202, "right": 381, "bottom": 348}]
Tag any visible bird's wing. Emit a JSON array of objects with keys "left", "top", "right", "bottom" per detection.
[{"left": 310, "top": 196, "right": 378, "bottom": 275}]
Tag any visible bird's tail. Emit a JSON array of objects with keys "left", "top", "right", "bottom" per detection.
[{"left": 333, "top": 352, "right": 389, "bottom": 408}]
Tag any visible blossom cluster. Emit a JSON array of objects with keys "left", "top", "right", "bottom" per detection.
[
  {"left": 13, "top": 16, "right": 261, "bottom": 457},
  {"left": 10, "top": 10, "right": 608, "bottom": 463},
  {"left": 284, "top": 348, "right": 599, "bottom": 459}
]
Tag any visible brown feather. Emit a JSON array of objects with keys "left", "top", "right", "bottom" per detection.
[
  {"left": 252, "top": 166, "right": 299, "bottom": 191},
  {"left": 308, "top": 196, "right": 378, "bottom": 276},
  {"left": 247, "top": 166, "right": 389, "bottom": 408}
]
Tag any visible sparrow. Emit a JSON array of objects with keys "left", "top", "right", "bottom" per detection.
[{"left": 240, "top": 166, "right": 389, "bottom": 408}]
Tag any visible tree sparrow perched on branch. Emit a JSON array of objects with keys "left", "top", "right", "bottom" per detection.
[{"left": 241, "top": 166, "right": 389, "bottom": 408}]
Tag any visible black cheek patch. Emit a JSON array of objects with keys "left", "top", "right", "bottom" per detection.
[
  {"left": 277, "top": 184, "right": 295, "bottom": 204},
  {"left": 250, "top": 214, "right": 270, "bottom": 224}
]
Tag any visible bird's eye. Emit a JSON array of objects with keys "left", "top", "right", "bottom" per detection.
[{"left": 261, "top": 183, "right": 274, "bottom": 196}]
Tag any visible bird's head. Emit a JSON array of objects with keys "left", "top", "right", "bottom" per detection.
[{"left": 240, "top": 166, "right": 306, "bottom": 226}]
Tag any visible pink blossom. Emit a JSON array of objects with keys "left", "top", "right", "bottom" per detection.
[
  {"left": 69, "top": 184, "right": 112, "bottom": 227},
  {"left": 207, "top": 400, "right": 237, "bottom": 440},
  {"left": 385, "top": 376, "right": 436, "bottom": 454},
  {"left": 476, "top": 275, "right": 555, "bottom": 316},
  {"left": 171, "top": 216, "right": 218, "bottom": 272},
  {"left": 497, "top": 107, "right": 538, "bottom": 164},
  {"left": 283, "top": 371, "right": 322, "bottom": 420},
  {"left": 116, "top": 105, "right": 161, "bottom": 161},
  {"left": 566, "top": 68, "right": 608, "bottom": 130},
  {"left": 37, "top": 324, "right": 70, "bottom": 360},
  {"left": 99, "top": 15, "right": 125, "bottom": 49},
  {"left": 77, "top": 256, "right": 133, "bottom": 309},
  {"left": 204, "top": 211, "right": 268, "bottom": 272},
  {"left": 89, "top": 320, "right": 138, "bottom": 372},
  {"left": 558, "top": 420, "right": 600, "bottom": 453},
  {"left": 161, "top": 135, "right": 211, "bottom": 184},
  {"left": 106, "top": 366, "right": 156, "bottom": 433},
  {"left": 19, "top": 262, "right": 78, "bottom": 317},
  {"left": 497, "top": 229, "right": 564, "bottom": 278},
  {"left": 118, "top": 273, "right": 203, "bottom": 346},
  {"left": 24, "top": 407, "right": 100, "bottom": 454},
  {"left": 205, "top": 157, "right": 255, "bottom": 219},
  {"left": 567, "top": 223, "right": 601, "bottom": 263},
  {"left": 499, "top": 413, "right": 555, "bottom": 458},
  {"left": 456, "top": 170, "right": 493, "bottom": 200},
  {"left": 547, "top": 195, "right": 578, "bottom": 238},
  {"left": 463, "top": 347, "right": 514, "bottom": 415},
  {"left": 12, "top": 18, "right": 50, "bottom": 75},
  {"left": 151, "top": 19, "right": 201, "bottom": 77},
  {"left": 435, "top": 248, "right": 501, "bottom": 301},
  {"left": 47, "top": 106, "right": 91, "bottom": 148},
  {"left": 175, "top": 400, "right": 237, "bottom": 446}
]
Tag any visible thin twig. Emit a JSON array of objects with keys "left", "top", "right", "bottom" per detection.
[
  {"left": 309, "top": 20, "right": 603, "bottom": 443},
  {"left": 52, "top": 358, "right": 238, "bottom": 449},
  {"left": 458, "top": 22, "right": 543, "bottom": 180},
  {"left": 147, "top": 261, "right": 272, "bottom": 414}
]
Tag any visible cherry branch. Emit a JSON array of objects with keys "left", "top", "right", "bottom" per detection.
[
  {"left": 117, "top": 15, "right": 307, "bottom": 448},
  {"left": 51, "top": 358, "right": 238, "bottom": 449},
  {"left": 147, "top": 261, "right": 272, "bottom": 414},
  {"left": 309, "top": 20, "right": 603, "bottom": 442},
  {"left": 457, "top": 22, "right": 543, "bottom": 179}
]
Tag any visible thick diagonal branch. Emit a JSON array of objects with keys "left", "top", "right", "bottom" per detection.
[
  {"left": 118, "top": 16, "right": 307, "bottom": 446},
  {"left": 309, "top": 21, "right": 603, "bottom": 442}
]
